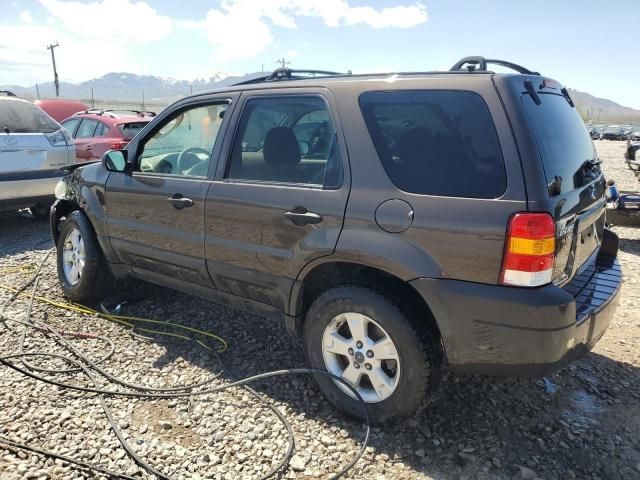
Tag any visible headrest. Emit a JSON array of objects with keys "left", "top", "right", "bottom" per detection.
[{"left": 263, "top": 126, "right": 300, "bottom": 168}]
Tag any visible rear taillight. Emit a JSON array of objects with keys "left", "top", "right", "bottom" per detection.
[
  {"left": 500, "top": 213, "right": 556, "bottom": 287},
  {"left": 109, "top": 140, "right": 129, "bottom": 149}
]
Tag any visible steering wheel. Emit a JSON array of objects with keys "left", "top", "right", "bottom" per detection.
[{"left": 176, "top": 147, "right": 211, "bottom": 174}]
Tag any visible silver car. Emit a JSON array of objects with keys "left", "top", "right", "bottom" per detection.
[{"left": 0, "top": 94, "right": 75, "bottom": 219}]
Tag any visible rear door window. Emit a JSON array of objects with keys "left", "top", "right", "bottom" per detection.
[
  {"left": 76, "top": 119, "right": 99, "bottom": 138},
  {"left": 0, "top": 99, "right": 60, "bottom": 133},
  {"left": 522, "top": 93, "right": 599, "bottom": 193},
  {"left": 359, "top": 91, "right": 506, "bottom": 198}
]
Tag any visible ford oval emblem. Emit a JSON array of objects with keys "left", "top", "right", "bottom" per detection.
[{"left": 3, "top": 136, "right": 17, "bottom": 146}]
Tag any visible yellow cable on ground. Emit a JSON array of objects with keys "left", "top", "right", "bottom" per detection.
[{"left": 0, "top": 282, "right": 228, "bottom": 353}]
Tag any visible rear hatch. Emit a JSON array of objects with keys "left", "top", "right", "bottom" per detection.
[
  {"left": 0, "top": 98, "right": 73, "bottom": 173},
  {"left": 516, "top": 80, "right": 607, "bottom": 285}
]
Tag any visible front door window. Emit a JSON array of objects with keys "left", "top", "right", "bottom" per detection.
[{"left": 138, "top": 103, "right": 228, "bottom": 177}]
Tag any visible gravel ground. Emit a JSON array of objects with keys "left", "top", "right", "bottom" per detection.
[{"left": 1, "top": 140, "right": 639, "bottom": 480}]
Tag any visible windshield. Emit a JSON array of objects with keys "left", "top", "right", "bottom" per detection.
[
  {"left": 522, "top": 93, "right": 599, "bottom": 194},
  {"left": 0, "top": 99, "right": 60, "bottom": 133}
]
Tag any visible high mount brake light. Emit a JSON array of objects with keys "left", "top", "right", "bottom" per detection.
[{"left": 500, "top": 213, "right": 556, "bottom": 287}]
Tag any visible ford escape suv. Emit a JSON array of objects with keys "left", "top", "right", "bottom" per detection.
[{"left": 50, "top": 57, "right": 622, "bottom": 422}]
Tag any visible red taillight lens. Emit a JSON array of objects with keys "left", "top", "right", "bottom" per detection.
[
  {"left": 500, "top": 213, "right": 556, "bottom": 287},
  {"left": 109, "top": 140, "right": 129, "bottom": 149}
]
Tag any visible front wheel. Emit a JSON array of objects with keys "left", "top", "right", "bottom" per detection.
[
  {"left": 56, "top": 210, "right": 112, "bottom": 303},
  {"left": 303, "top": 285, "right": 443, "bottom": 423}
]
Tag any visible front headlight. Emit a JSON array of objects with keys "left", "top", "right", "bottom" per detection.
[{"left": 54, "top": 178, "right": 67, "bottom": 200}]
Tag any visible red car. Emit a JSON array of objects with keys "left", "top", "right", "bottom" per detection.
[{"left": 61, "top": 109, "right": 155, "bottom": 163}]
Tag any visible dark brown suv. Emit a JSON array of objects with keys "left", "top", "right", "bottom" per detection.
[{"left": 50, "top": 57, "right": 622, "bottom": 422}]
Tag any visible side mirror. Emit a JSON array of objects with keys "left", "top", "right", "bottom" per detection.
[{"left": 103, "top": 150, "right": 128, "bottom": 172}]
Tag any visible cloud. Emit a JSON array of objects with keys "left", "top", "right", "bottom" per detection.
[
  {"left": 0, "top": 24, "right": 133, "bottom": 84},
  {"left": 19, "top": 10, "right": 33, "bottom": 23},
  {"left": 181, "top": 0, "right": 427, "bottom": 61},
  {"left": 38, "top": 0, "right": 173, "bottom": 42}
]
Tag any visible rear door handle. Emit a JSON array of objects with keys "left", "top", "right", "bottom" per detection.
[
  {"left": 167, "top": 195, "right": 194, "bottom": 210},
  {"left": 283, "top": 207, "right": 323, "bottom": 226}
]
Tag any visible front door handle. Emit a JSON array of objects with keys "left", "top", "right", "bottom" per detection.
[
  {"left": 167, "top": 195, "right": 194, "bottom": 210},
  {"left": 283, "top": 207, "right": 323, "bottom": 226}
]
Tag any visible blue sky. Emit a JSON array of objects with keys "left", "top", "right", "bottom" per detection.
[{"left": 2, "top": 0, "right": 639, "bottom": 108}]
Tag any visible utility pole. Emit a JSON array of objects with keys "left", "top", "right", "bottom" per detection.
[
  {"left": 90, "top": 87, "right": 95, "bottom": 108},
  {"left": 276, "top": 57, "right": 290, "bottom": 69},
  {"left": 46, "top": 42, "right": 60, "bottom": 97},
  {"left": 35, "top": 83, "right": 40, "bottom": 99}
]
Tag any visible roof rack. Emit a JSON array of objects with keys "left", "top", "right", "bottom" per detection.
[
  {"left": 450, "top": 56, "right": 540, "bottom": 75},
  {"left": 0, "top": 90, "right": 17, "bottom": 97},
  {"left": 75, "top": 108, "right": 156, "bottom": 118},
  {"left": 232, "top": 68, "right": 347, "bottom": 85}
]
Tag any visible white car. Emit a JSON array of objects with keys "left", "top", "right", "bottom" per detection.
[{"left": 0, "top": 94, "right": 76, "bottom": 219}]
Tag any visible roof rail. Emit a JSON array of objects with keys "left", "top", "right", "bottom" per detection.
[
  {"left": 450, "top": 56, "right": 540, "bottom": 75},
  {"left": 266, "top": 68, "right": 346, "bottom": 81},
  {"left": 0, "top": 90, "right": 17, "bottom": 97},
  {"left": 74, "top": 108, "right": 156, "bottom": 118}
]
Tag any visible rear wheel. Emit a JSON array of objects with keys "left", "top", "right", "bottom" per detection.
[
  {"left": 56, "top": 210, "right": 112, "bottom": 303},
  {"left": 303, "top": 285, "right": 443, "bottom": 423}
]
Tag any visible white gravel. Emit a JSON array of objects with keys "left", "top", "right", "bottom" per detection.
[{"left": 1, "top": 140, "right": 639, "bottom": 480}]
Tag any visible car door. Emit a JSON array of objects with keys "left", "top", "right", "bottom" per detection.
[
  {"left": 105, "top": 96, "right": 235, "bottom": 287},
  {"left": 205, "top": 90, "right": 350, "bottom": 312},
  {"left": 88, "top": 121, "right": 111, "bottom": 161},
  {"left": 73, "top": 118, "right": 99, "bottom": 162}
]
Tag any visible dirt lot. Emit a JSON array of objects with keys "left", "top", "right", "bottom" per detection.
[{"left": 1, "top": 141, "right": 639, "bottom": 480}]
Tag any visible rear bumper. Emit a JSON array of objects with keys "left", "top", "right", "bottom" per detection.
[
  {"left": 0, "top": 171, "right": 62, "bottom": 210},
  {"left": 411, "top": 248, "right": 621, "bottom": 377}
]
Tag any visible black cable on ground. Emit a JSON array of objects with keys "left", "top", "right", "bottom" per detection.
[{"left": 0, "top": 250, "right": 370, "bottom": 480}]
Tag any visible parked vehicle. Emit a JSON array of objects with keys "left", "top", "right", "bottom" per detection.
[
  {"left": 626, "top": 140, "right": 640, "bottom": 168},
  {"left": 588, "top": 125, "right": 602, "bottom": 140},
  {"left": 1, "top": 96, "right": 75, "bottom": 219},
  {"left": 629, "top": 131, "right": 640, "bottom": 141},
  {"left": 51, "top": 57, "right": 621, "bottom": 422},
  {"left": 61, "top": 110, "right": 155, "bottom": 163},
  {"left": 602, "top": 125, "right": 629, "bottom": 140},
  {"left": 35, "top": 99, "right": 89, "bottom": 123}
]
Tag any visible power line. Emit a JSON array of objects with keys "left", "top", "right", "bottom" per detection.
[{"left": 46, "top": 42, "right": 60, "bottom": 97}]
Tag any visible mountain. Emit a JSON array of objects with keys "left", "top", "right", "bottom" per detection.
[
  {"left": 568, "top": 89, "right": 640, "bottom": 124},
  {"left": 0, "top": 71, "right": 255, "bottom": 104},
  {"left": 3, "top": 73, "right": 639, "bottom": 123}
]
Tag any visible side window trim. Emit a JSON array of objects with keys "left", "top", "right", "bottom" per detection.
[
  {"left": 132, "top": 98, "right": 233, "bottom": 179},
  {"left": 221, "top": 93, "right": 344, "bottom": 189}
]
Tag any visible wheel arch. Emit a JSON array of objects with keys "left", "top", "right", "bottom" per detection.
[{"left": 292, "top": 260, "right": 442, "bottom": 342}]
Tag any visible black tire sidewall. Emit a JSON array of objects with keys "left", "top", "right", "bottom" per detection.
[
  {"left": 303, "top": 286, "right": 439, "bottom": 423},
  {"left": 56, "top": 211, "right": 109, "bottom": 303}
]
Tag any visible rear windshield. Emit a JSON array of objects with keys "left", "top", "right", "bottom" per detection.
[
  {"left": 522, "top": 93, "right": 598, "bottom": 193},
  {"left": 359, "top": 90, "right": 506, "bottom": 198},
  {"left": 0, "top": 99, "right": 60, "bottom": 134},
  {"left": 118, "top": 122, "right": 148, "bottom": 139}
]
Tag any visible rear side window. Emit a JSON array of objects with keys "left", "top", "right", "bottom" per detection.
[
  {"left": 226, "top": 96, "right": 343, "bottom": 188},
  {"left": 118, "top": 122, "right": 148, "bottom": 139},
  {"left": 359, "top": 91, "right": 506, "bottom": 198},
  {"left": 0, "top": 99, "right": 60, "bottom": 134},
  {"left": 522, "top": 93, "right": 598, "bottom": 193}
]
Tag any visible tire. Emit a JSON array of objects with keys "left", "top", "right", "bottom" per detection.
[
  {"left": 56, "top": 210, "right": 112, "bottom": 303},
  {"left": 302, "top": 285, "right": 443, "bottom": 423},
  {"left": 30, "top": 203, "right": 50, "bottom": 221}
]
